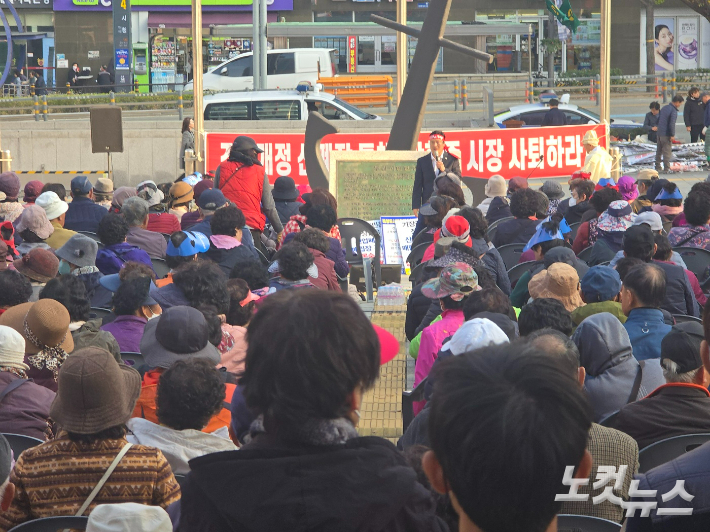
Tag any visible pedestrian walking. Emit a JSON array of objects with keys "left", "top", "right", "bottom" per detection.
[{"left": 656, "top": 95, "right": 683, "bottom": 173}]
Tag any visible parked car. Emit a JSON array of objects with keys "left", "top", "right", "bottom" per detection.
[
  {"left": 203, "top": 83, "right": 382, "bottom": 121},
  {"left": 185, "top": 48, "right": 337, "bottom": 92},
  {"left": 494, "top": 102, "right": 643, "bottom": 129}
]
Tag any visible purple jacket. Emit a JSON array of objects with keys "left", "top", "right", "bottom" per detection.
[
  {"left": 96, "top": 242, "right": 154, "bottom": 275},
  {"left": 0, "top": 371, "right": 55, "bottom": 440},
  {"left": 100, "top": 315, "right": 148, "bottom": 353},
  {"left": 328, "top": 237, "right": 349, "bottom": 278}
]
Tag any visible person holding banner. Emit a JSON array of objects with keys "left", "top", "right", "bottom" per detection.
[{"left": 412, "top": 131, "right": 461, "bottom": 217}]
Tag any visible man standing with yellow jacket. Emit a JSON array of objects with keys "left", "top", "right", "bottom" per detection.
[{"left": 582, "top": 130, "right": 612, "bottom": 184}]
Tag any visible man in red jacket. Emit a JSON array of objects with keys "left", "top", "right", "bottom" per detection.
[{"left": 215, "top": 136, "right": 283, "bottom": 252}]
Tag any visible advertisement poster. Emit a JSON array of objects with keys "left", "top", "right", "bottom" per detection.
[
  {"left": 348, "top": 36, "right": 357, "bottom": 74},
  {"left": 205, "top": 124, "right": 605, "bottom": 185},
  {"left": 654, "top": 17, "right": 675, "bottom": 72},
  {"left": 678, "top": 18, "right": 699, "bottom": 70}
]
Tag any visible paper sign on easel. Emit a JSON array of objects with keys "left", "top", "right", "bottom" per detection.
[
  {"left": 381, "top": 216, "right": 417, "bottom": 274},
  {"left": 394, "top": 216, "right": 418, "bottom": 274}
]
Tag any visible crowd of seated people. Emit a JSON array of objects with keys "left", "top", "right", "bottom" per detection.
[{"left": 3, "top": 152, "right": 710, "bottom": 532}]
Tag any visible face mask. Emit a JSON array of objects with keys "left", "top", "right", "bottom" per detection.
[
  {"left": 568, "top": 197, "right": 577, "bottom": 207},
  {"left": 146, "top": 313, "right": 161, "bottom": 321},
  {"left": 58, "top": 260, "right": 71, "bottom": 275}
]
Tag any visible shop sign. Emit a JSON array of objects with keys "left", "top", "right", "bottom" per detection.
[
  {"left": 205, "top": 123, "right": 606, "bottom": 184},
  {"left": 55, "top": 0, "right": 292, "bottom": 9},
  {"left": 347, "top": 36, "right": 357, "bottom": 73},
  {"left": 113, "top": 0, "right": 132, "bottom": 90},
  {"left": 0, "top": 0, "right": 53, "bottom": 8}
]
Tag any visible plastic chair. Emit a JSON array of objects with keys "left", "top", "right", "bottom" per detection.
[
  {"left": 638, "top": 433, "right": 710, "bottom": 473},
  {"left": 486, "top": 216, "right": 514, "bottom": 243},
  {"left": 496, "top": 243, "right": 526, "bottom": 271},
  {"left": 89, "top": 307, "right": 112, "bottom": 320},
  {"left": 598, "top": 411, "right": 619, "bottom": 428},
  {"left": 255, "top": 248, "right": 269, "bottom": 266},
  {"left": 402, "top": 377, "right": 428, "bottom": 433},
  {"left": 406, "top": 242, "right": 431, "bottom": 270},
  {"left": 120, "top": 352, "right": 146, "bottom": 368},
  {"left": 557, "top": 515, "right": 621, "bottom": 532},
  {"left": 507, "top": 261, "right": 536, "bottom": 288},
  {"left": 673, "top": 247, "right": 710, "bottom": 282},
  {"left": 337, "top": 218, "right": 382, "bottom": 288},
  {"left": 2, "top": 433, "right": 44, "bottom": 457},
  {"left": 411, "top": 229, "right": 434, "bottom": 250},
  {"left": 7, "top": 516, "right": 89, "bottom": 531},
  {"left": 161, "top": 233, "right": 171, "bottom": 243},
  {"left": 567, "top": 222, "right": 581, "bottom": 242},
  {"left": 577, "top": 245, "right": 594, "bottom": 264},
  {"left": 409, "top": 262, "right": 426, "bottom": 284},
  {"left": 151, "top": 258, "right": 171, "bottom": 280},
  {"left": 673, "top": 314, "right": 703, "bottom": 325}
]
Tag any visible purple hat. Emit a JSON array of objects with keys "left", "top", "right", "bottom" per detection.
[
  {"left": 15, "top": 205, "right": 54, "bottom": 240},
  {"left": 617, "top": 176, "right": 639, "bottom": 202},
  {"left": 0, "top": 172, "right": 20, "bottom": 201}
]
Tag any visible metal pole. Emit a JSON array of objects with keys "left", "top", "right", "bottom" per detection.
[
  {"left": 386, "top": 81, "right": 393, "bottom": 113},
  {"left": 178, "top": 86, "right": 184, "bottom": 121},
  {"left": 42, "top": 95, "right": 47, "bottom": 121},
  {"left": 191, "top": 0, "right": 204, "bottom": 171},
  {"left": 454, "top": 79, "right": 459, "bottom": 111},
  {"left": 396, "top": 0, "right": 407, "bottom": 101},
  {"left": 462, "top": 79, "right": 468, "bottom": 111},
  {"left": 34, "top": 95, "right": 39, "bottom": 121},
  {"left": 109, "top": 91, "right": 115, "bottom": 105},
  {"left": 252, "top": 0, "right": 261, "bottom": 90},
  {"left": 259, "top": 0, "right": 267, "bottom": 90},
  {"left": 528, "top": 24, "right": 532, "bottom": 82},
  {"left": 599, "top": 0, "right": 611, "bottom": 124}
]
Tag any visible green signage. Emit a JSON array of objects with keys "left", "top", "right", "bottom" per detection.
[{"left": 546, "top": 0, "right": 580, "bottom": 32}]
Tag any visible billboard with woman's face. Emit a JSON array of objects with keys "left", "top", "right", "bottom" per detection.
[{"left": 654, "top": 18, "right": 675, "bottom": 71}]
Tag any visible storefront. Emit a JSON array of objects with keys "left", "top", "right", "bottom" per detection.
[
  {"left": 476, "top": 9, "right": 601, "bottom": 74},
  {"left": 639, "top": 7, "right": 710, "bottom": 74},
  {"left": 0, "top": 0, "right": 55, "bottom": 85},
  {"left": 53, "top": 0, "right": 292, "bottom": 89}
]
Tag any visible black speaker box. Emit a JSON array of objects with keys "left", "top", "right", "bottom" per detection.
[{"left": 90, "top": 106, "right": 123, "bottom": 153}]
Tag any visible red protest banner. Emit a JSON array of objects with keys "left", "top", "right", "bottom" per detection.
[{"left": 205, "top": 123, "right": 607, "bottom": 185}]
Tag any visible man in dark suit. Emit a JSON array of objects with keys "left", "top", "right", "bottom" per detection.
[
  {"left": 541, "top": 98, "right": 568, "bottom": 127},
  {"left": 412, "top": 130, "right": 461, "bottom": 216}
]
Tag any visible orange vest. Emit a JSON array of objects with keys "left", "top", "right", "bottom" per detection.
[{"left": 132, "top": 369, "right": 236, "bottom": 433}]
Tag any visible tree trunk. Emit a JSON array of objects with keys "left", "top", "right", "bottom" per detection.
[
  {"left": 547, "top": 12, "right": 556, "bottom": 88},
  {"left": 644, "top": 1, "right": 656, "bottom": 93}
]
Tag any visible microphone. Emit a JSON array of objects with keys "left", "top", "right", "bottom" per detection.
[{"left": 526, "top": 155, "right": 545, "bottom": 179}]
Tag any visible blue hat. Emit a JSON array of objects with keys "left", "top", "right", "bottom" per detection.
[
  {"left": 71, "top": 175, "right": 93, "bottom": 195},
  {"left": 197, "top": 189, "right": 228, "bottom": 211},
  {"left": 166, "top": 231, "right": 210, "bottom": 257},
  {"left": 523, "top": 216, "right": 565, "bottom": 252},
  {"left": 182, "top": 172, "right": 203, "bottom": 187},
  {"left": 655, "top": 187, "right": 683, "bottom": 200},
  {"left": 580, "top": 265, "right": 621, "bottom": 303},
  {"left": 99, "top": 274, "right": 158, "bottom": 306}
]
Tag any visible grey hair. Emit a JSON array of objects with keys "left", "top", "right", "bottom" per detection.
[
  {"left": 661, "top": 358, "right": 702, "bottom": 384},
  {"left": 121, "top": 196, "right": 150, "bottom": 227}
]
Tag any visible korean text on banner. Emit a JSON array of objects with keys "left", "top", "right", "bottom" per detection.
[
  {"left": 353, "top": 220, "right": 384, "bottom": 264},
  {"left": 394, "top": 216, "right": 418, "bottom": 273},
  {"left": 380, "top": 217, "right": 403, "bottom": 271},
  {"left": 205, "top": 124, "right": 606, "bottom": 185}
]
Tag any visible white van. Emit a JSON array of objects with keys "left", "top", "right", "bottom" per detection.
[
  {"left": 185, "top": 48, "right": 337, "bottom": 92},
  {"left": 203, "top": 84, "right": 382, "bottom": 121}
]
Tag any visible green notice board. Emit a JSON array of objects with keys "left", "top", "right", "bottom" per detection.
[{"left": 330, "top": 151, "right": 422, "bottom": 221}]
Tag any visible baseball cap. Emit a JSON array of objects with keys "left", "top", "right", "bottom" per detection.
[
  {"left": 71, "top": 175, "right": 93, "bottom": 195},
  {"left": 622, "top": 224, "right": 655, "bottom": 258},
  {"left": 166, "top": 231, "right": 210, "bottom": 257},
  {"left": 661, "top": 322, "right": 705, "bottom": 374},
  {"left": 197, "top": 189, "right": 228, "bottom": 211},
  {"left": 441, "top": 318, "right": 510, "bottom": 356},
  {"left": 580, "top": 265, "right": 622, "bottom": 303},
  {"left": 634, "top": 211, "right": 663, "bottom": 232}
]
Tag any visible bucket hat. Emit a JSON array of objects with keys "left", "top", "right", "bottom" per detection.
[
  {"left": 0, "top": 300, "right": 74, "bottom": 381},
  {"left": 50, "top": 347, "right": 141, "bottom": 434},
  {"left": 139, "top": 306, "right": 220, "bottom": 369},
  {"left": 441, "top": 318, "right": 510, "bottom": 356},
  {"left": 528, "top": 263, "right": 584, "bottom": 313},
  {"left": 99, "top": 274, "right": 158, "bottom": 307},
  {"left": 597, "top": 200, "right": 636, "bottom": 232},
  {"left": 485, "top": 175, "right": 507, "bottom": 198},
  {"left": 23, "top": 180, "right": 44, "bottom": 203},
  {"left": 15, "top": 205, "right": 54, "bottom": 240},
  {"left": 14, "top": 247, "right": 59, "bottom": 283},
  {"left": 507, "top": 176, "right": 529, "bottom": 193},
  {"left": 421, "top": 262, "right": 481, "bottom": 301},
  {"left": 111, "top": 187, "right": 138, "bottom": 210},
  {"left": 169, "top": 182, "right": 194, "bottom": 205},
  {"left": 86, "top": 503, "right": 173, "bottom": 532},
  {"left": 0, "top": 172, "right": 20, "bottom": 201},
  {"left": 35, "top": 191, "right": 69, "bottom": 221},
  {"left": 137, "top": 180, "right": 165, "bottom": 207},
  {"left": 55, "top": 234, "right": 98, "bottom": 268},
  {"left": 0, "top": 325, "right": 28, "bottom": 371},
  {"left": 429, "top": 240, "right": 486, "bottom": 269},
  {"left": 272, "top": 176, "right": 300, "bottom": 201},
  {"left": 540, "top": 180, "right": 564, "bottom": 200},
  {"left": 94, "top": 177, "right": 114, "bottom": 195}
]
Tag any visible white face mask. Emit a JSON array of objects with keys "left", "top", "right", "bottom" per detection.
[
  {"left": 569, "top": 197, "right": 577, "bottom": 207},
  {"left": 146, "top": 313, "right": 160, "bottom": 321}
]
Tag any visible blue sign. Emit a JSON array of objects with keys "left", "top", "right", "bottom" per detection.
[
  {"left": 115, "top": 49, "right": 129, "bottom": 70},
  {"left": 417, "top": 2, "right": 428, "bottom": 7}
]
